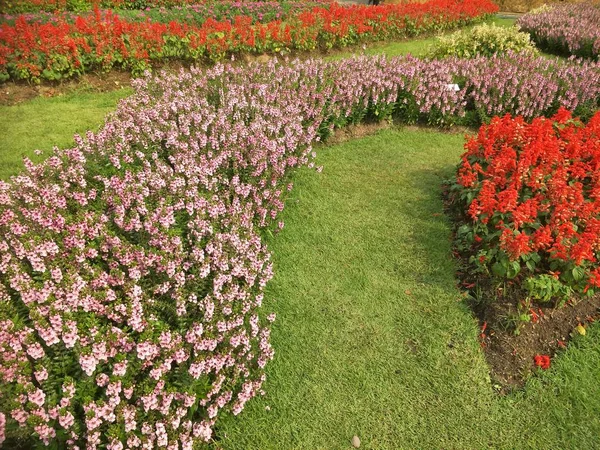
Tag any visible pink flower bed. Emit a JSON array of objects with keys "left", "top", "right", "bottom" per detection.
[{"left": 518, "top": 4, "right": 600, "bottom": 59}]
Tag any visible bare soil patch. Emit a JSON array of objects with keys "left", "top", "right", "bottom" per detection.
[
  {"left": 0, "top": 61, "right": 191, "bottom": 106},
  {"left": 472, "top": 286, "right": 599, "bottom": 392},
  {"left": 0, "top": 70, "right": 133, "bottom": 106}
]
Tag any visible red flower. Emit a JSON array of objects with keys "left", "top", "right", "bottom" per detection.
[
  {"left": 533, "top": 354, "right": 551, "bottom": 370},
  {"left": 553, "top": 107, "right": 572, "bottom": 124},
  {"left": 455, "top": 110, "right": 600, "bottom": 296}
]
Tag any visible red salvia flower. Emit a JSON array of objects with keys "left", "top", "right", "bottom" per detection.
[{"left": 534, "top": 354, "right": 551, "bottom": 370}]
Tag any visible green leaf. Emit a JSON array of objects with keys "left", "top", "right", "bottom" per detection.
[
  {"left": 572, "top": 266, "right": 585, "bottom": 281},
  {"left": 492, "top": 262, "right": 506, "bottom": 277},
  {"left": 507, "top": 261, "right": 521, "bottom": 279}
]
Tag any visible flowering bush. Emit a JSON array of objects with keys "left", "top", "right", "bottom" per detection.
[
  {"left": 493, "top": 0, "right": 592, "bottom": 14},
  {"left": 452, "top": 52, "right": 600, "bottom": 123},
  {"left": 428, "top": 23, "right": 537, "bottom": 59},
  {"left": 517, "top": 4, "right": 600, "bottom": 59},
  {"left": 0, "top": 0, "right": 499, "bottom": 82},
  {"left": 449, "top": 109, "right": 600, "bottom": 305},
  {"left": 0, "top": 52, "right": 598, "bottom": 447}
]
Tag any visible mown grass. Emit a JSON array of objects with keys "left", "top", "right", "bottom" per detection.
[
  {"left": 0, "top": 88, "right": 132, "bottom": 180},
  {"left": 215, "top": 128, "right": 600, "bottom": 449}
]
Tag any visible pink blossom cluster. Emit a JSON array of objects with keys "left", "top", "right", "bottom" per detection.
[
  {"left": 1, "top": 52, "right": 599, "bottom": 448},
  {"left": 517, "top": 4, "right": 600, "bottom": 59},
  {"left": 450, "top": 51, "right": 600, "bottom": 121}
]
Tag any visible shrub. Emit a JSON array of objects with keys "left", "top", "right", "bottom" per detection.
[
  {"left": 428, "top": 23, "right": 538, "bottom": 59},
  {"left": 450, "top": 52, "right": 600, "bottom": 123},
  {"left": 0, "top": 53, "right": 598, "bottom": 448},
  {"left": 517, "top": 4, "right": 600, "bottom": 59},
  {"left": 449, "top": 109, "right": 600, "bottom": 305}
]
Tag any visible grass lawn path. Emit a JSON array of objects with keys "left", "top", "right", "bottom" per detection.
[
  {"left": 216, "top": 128, "right": 600, "bottom": 450},
  {"left": 0, "top": 89, "right": 132, "bottom": 180}
]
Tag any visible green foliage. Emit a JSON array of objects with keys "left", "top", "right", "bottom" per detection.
[
  {"left": 66, "top": 0, "right": 90, "bottom": 12},
  {"left": 428, "top": 23, "right": 538, "bottom": 58}
]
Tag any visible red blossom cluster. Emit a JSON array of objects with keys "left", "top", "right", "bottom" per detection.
[
  {"left": 454, "top": 108, "right": 600, "bottom": 299},
  {"left": 0, "top": 0, "right": 498, "bottom": 82},
  {"left": 534, "top": 354, "right": 551, "bottom": 369}
]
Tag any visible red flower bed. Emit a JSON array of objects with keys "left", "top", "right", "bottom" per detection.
[
  {"left": 451, "top": 109, "right": 600, "bottom": 303},
  {"left": 0, "top": 0, "right": 498, "bottom": 82}
]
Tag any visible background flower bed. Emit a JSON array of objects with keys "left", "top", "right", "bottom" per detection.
[
  {"left": 0, "top": 1, "right": 332, "bottom": 25},
  {"left": 517, "top": 4, "right": 600, "bottom": 60},
  {"left": 0, "top": 0, "right": 499, "bottom": 82},
  {"left": 1, "top": 52, "right": 599, "bottom": 448},
  {"left": 492, "top": 0, "right": 595, "bottom": 14},
  {"left": 0, "top": 0, "right": 333, "bottom": 14}
]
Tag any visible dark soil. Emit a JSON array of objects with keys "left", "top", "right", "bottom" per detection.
[
  {"left": 444, "top": 185, "right": 600, "bottom": 393},
  {"left": 0, "top": 70, "right": 134, "bottom": 106},
  {"left": 0, "top": 61, "right": 192, "bottom": 106},
  {"left": 472, "top": 287, "right": 599, "bottom": 393}
]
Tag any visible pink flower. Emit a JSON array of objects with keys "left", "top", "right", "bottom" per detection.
[
  {"left": 33, "top": 424, "right": 56, "bottom": 445},
  {"left": 0, "top": 412, "right": 5, "bottom": 444},
  {"left": 79, "top": 354, "right": 97, "bottom": 376},
  {"left": 28, "top": 388, "right": 46, "bottom": 407},
  {"left": 11, "top": 408, "right": 28, "bottom": 425},
  {"left": 27, "top": 343, "right": 45, "bottom": 360},
  {"left": 107, "top": 439, "right": 124, "bottom": 450},
  {"left": 34, "top": 367, "right": 48, "bottom": 382},
  {"left": 59, "top": 411, "right": 75, "bottom": 429},
  {"left": 113, "top": 361, "right": 128, "bottom": 377}
]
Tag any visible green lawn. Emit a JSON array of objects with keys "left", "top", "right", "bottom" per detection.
[
  {"left": 215, "top": 128, "right": 600, "bottom": 449},
  {"left": 0, "top": 88, "right": 132, "bottom": 180}
]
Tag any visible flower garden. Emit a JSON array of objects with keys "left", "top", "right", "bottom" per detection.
[
  {"left": 0, "top": 0, "right": 498, "bottom": 81},
  {"left": 0, "top": 1, "right": 599, "bottom": 449}
]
